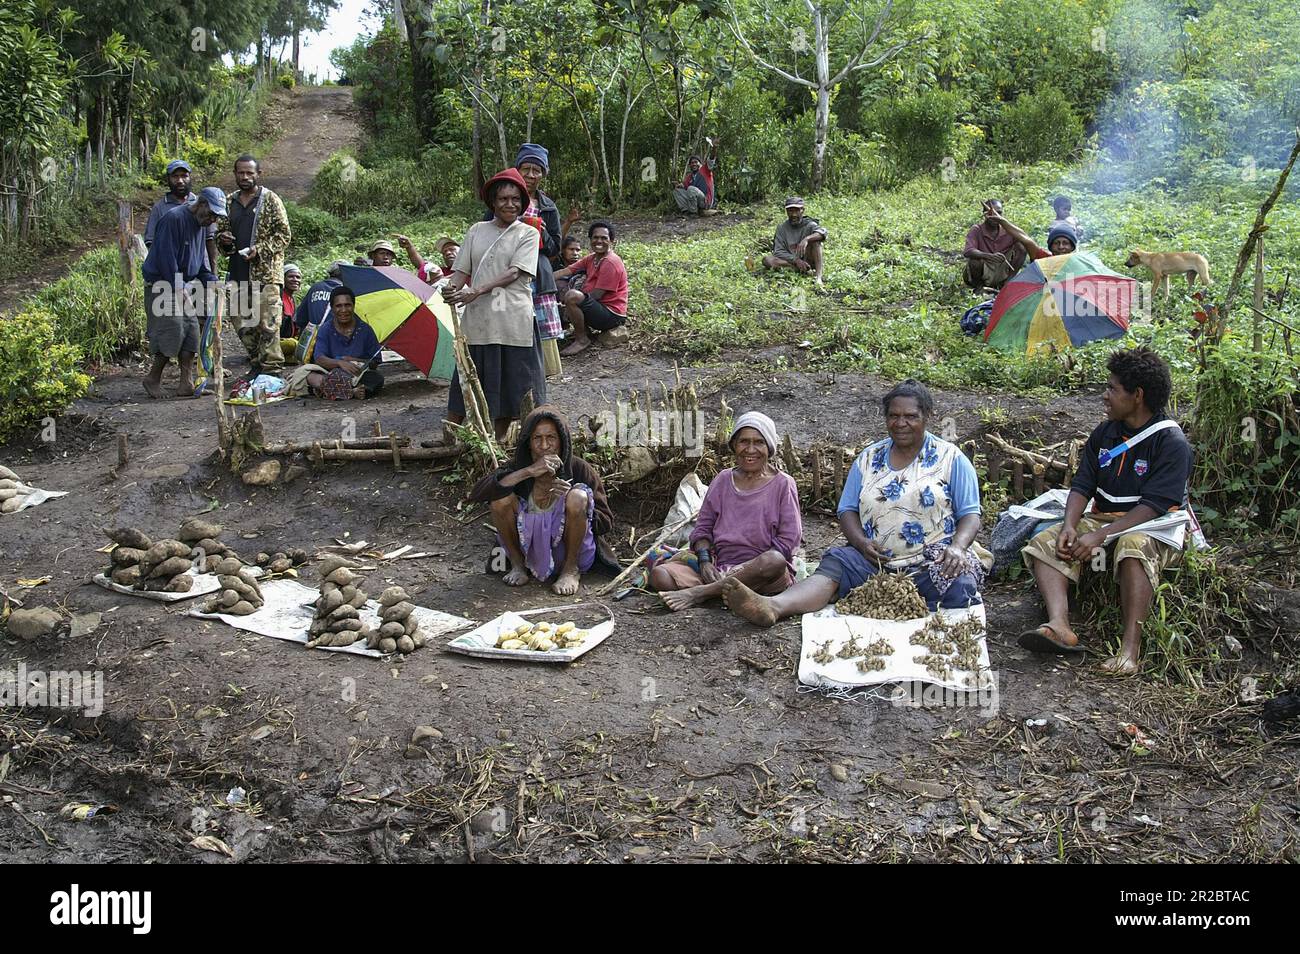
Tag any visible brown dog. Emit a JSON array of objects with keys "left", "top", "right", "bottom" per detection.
[{"left": 1125, "top": 249, "right": 1211, "bottom": 297}]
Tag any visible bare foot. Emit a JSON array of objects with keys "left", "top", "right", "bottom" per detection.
[
  {"left": 560, "top": 337, "right": 592, "bottom": 357},
  {"left": 504, "top": 566, "right": 529, "bottom": 586},
  {"left": 142, "top": 377, "right": 163, "bottom": 399},
  {"left": 660, "top": 586, "right": 706, "bottom": 612},
  {"left": 720, "top": 578, "right": 779, "bottom": 628},
  {"left": 1099, "top": 653, "right": 1139, "bottom": 676},
  {"left": 552, "top": 569, "right": 580, "bottom": 596}
]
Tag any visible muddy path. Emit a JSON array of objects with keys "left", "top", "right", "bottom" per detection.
[{"left": 2, "top": 339, "right": 1296, "bottom": 863}]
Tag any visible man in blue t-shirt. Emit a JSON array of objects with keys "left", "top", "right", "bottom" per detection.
[
  {"left": 1019, "top": 348, "right": 1194, "bottom": 675},
  {"left": 140, "top": 186, "right": 226, "bottom": 399},
  {"left": 305, "top": 285, "right": 384, "bottom": 400}
]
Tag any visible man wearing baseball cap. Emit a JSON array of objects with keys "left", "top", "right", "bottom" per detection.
[
  {"left": 762, "top": 196, "right": 827, "bottom": 286},
  {"left": 140, "top": 186, "right": 226, "bottom": 398},
  {"left": 144, "top": 159, "right": 219, "bottom": 274},
  {"left": 394, "top": 234, "right": 459, "bottom": 282}
]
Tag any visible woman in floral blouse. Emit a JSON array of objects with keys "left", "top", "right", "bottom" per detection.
[{"left": 722, "top": 380, "right": 991, "bottom": 627}]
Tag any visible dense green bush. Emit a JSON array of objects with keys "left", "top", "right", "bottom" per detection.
[
  {"left": 0, "top": 307, "right": 91, "bottom": 441},
  {"left": 864, "top": 89, "right": 965, "bottom": 178},
  {"left": 995, "top": 86, "right": 1084, "bottom": 164},
  {"left": 26, "top": 247, "right": 144, "bottom": 364},
  {"left": 284, "top": 200, "right": 340, "bottom": 249},
  {"left": 309, "top": 150, "right": 456, "bottom": 218}
]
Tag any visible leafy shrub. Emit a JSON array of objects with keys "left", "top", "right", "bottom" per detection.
[
  {"left": 278, "top": 71, "right": 296, "bottom": 90},
  {"left": 995, "top": 86, "right": 1084, "bottom": 164},
  {"left": 0, "top": 307, "right": 91, "bottom": 441},
  {"left": 284, "top": 200, "right": 341, "bottom": 249},
  {"left": 26, "top": 247, "right": 144, "bottom": 364},
  {"left": 309, "top": 151, "right": 450, "bottom": 217},
  {"left": 864, "top": 89, "right": 964, "bottom": 178}
]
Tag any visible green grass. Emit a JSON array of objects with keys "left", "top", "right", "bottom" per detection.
[{"left": 608, "top": 161, "right": 1299, "bottom": 401}]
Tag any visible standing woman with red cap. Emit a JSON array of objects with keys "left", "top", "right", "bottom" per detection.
[{"left": 442, "top": 168, "right": 548, "bottom": 441}]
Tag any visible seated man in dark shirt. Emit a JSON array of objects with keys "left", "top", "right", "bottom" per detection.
[
  {"left": 1018, "top": 348, "right": 1194, "bottom": 675},
  {"left": 963, "top": 199, "right": 1027, "bottom": 290},
  {"left": 305, "top": 286, "right": 384, "bottom": 400}
]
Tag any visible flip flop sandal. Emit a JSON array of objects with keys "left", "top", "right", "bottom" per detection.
[{"left": 1017, "top": 625, "right": 1086, "bottom": 655}]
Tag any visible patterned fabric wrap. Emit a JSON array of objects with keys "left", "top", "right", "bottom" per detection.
[
  {"left": 320, "top": 367, "right": 355, "bottom": 400},
  {"left": 855, "top": 433, "right": 965, "bottom": 568},
  {"left": 922, "top": 542, "right": 987, "bottom": 596}
]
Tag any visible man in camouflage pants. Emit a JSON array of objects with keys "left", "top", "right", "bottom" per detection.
[{"left": 216, "top": 154, "right": 292, "bottom": 378}]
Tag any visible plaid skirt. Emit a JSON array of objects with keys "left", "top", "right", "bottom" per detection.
[{"left": 534, "top": 292, "right": 563, "bottom": 340}]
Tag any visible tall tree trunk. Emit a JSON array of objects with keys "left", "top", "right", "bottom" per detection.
[
  {"left": 404, "top": 10, "right": 437, "bottom": 141},
  {"left": 812, "top": 9, "right": 830, "bottom": 192},
  {"left": 293, "top": 26, "right": 301, "bottom": 75}
]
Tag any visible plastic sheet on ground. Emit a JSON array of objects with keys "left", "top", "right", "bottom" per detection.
[
  {"left": 188, "top": 578, "right": 475, "bottom": 657},
  {"left": 798, "top": 604, "right": 991, "bottom": 693},
  {"left": 92, "top": 565, "right": 264, "bottom": 602},
  {"left": 446, "top": 603, "right": 614, "bottom": 663}
]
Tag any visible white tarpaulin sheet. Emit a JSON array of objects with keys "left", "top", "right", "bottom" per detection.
[
  {"left": 798, "top": 604, "right": 991, "bottom": 693},
  {"left": 188, "top": 578, "right": 474, "bottom": 657}
]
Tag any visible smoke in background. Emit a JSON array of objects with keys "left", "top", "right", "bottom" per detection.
[{"left": 1083, "top": 0, "right": 1300, "bottom": 193}]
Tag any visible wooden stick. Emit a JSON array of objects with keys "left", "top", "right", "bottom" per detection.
[
  {"left": 315, "top": 445, "right": 465, "bottom": 462},
  {"left": 595, "top": 514, "right": 694, "bottom": 597},
  {"left": 987, "top": 432, "right": 1066, "bottom": 472},
  {"left": 116, "top": 434, "right": 128, "bottom": 469},
  {"left": 264, "top": 437, "right": 412, "bottom": 454},
  {"left": 1012, "top": 460, "right": 1025, "bottom": 498},
  {"left": 1220, "top": 130, "right": 1300, "bottom": 326},
  {"left": 390, "top": 433, "right": 403, "bottom": 471},
  {"left": 811, "top": 448, "right": 823, "bottom": 503},
  {"left": 213, "top": 289, "right": 230, "bottom": 455},
  {"left": 1252, "top": 235, "right": 1265, "bottom": 353},
  {"left": 1032, "top": 463, "right": 1045, "bottom": 496}
]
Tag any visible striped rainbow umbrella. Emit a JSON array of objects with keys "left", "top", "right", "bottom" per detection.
[
  {"left": 984, "top": 250, "right": 1135, "bottom": 354},
  {"left": 338, "top": 265, "right": 456, "bottom": 380}
]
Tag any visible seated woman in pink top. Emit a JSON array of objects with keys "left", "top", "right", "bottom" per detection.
[{"left": 652, "top": 411, "right": 802, "bottom": 611}]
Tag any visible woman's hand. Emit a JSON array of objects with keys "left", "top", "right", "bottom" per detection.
[
  {"left": 855, "top": 539, "right": 887, "bottom": 567},
  {"left": 528, "top": 454, "right": 562, "bottom": 479},
  {"left": 698, "top": 561, "right": 721, "bottom": 584},
  {"left": 940, "top": 543, "right": 967, "bottom": 577}
]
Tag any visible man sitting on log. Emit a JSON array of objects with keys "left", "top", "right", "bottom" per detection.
[{"left": 1018, "top": 348, "right": 1194, "bottom": 675}]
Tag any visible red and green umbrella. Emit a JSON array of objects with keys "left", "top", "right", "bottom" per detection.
[
  {"left": 984, "top": 250, "right": 1135, "bottom": 354},
  {"left": 338, "top": 265, "right": 456, "bottom": 379}
]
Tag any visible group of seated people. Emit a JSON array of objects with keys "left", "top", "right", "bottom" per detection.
[
  {"left": 266, "top": 152, "right": 632, "bottom": 417},
  {"left": 470, "top": 347, "right": 1190, "bottom": 676},
  {"left": 963, "top": 195, "right": 1083, "bottom": 291}
]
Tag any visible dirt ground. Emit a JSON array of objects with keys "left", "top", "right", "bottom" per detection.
[
  {"left": 1, "top": 340, "right": 1297, "bottom": 863},
  {"left": 2, "top": 87, "right": 1297, "bottom": 864}
]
